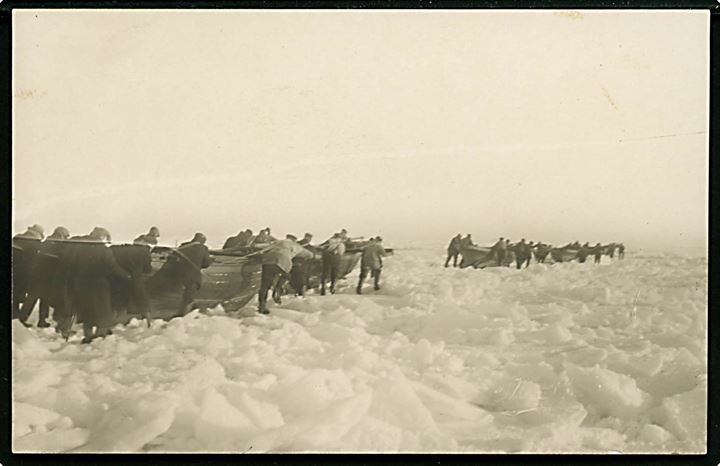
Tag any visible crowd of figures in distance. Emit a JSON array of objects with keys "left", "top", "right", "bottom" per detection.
[
  {"left": 446, "top": 234, "right": 626, "bottom": 269},
  {"left": 11, "top": 224, "right": 390, "bottom": 344}
]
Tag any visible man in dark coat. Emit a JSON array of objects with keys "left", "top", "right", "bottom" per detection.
[
  {"left": 535, "top": 243, "right": 551, "bottom": 263},
  {"left": 445, "top": 234, "right": 462, "bottom": 268},
  {"left": 18, "top": 226, "right": 70, "bottom": 327},
  {"left": 514, "top": 239, "right": 531, "bottom": 269},
  {"left": 134, "top": 226, "right": 160, "bottom": 246},
  {"left": 111, "top": 237, "right": 153, "bottom": 325},
  {"left": 618, "top": 243, "right": 625, "bottom": 259},
  {"left": 491, "top": 237, "right": 507, "bottom": 267},
  {"left": 577, "top": 242, "right": 590, "bottom": 263},
  {"left": 222, "top": 229, "right": 253, "bottom": 250},
  {"left": 70, "top": 227, "right": 131, "bottom": 343},
  {"left": 592, "top": 243, "right": 603, "bottom": 264},
  {"left": 12, "top": 224, "right": 45, "bottom": 320},
  {"left": 172, "top": 233, "right": 213, "bottom": 315}
]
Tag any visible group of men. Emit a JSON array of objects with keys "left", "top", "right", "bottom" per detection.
[
  {"left": 232, "top": 229, "right": 387, "bottom": 314},
  {"left": 12, "top": 224, "right": 389, "bottom": 339},
  {"left": 11, "top": 224, "right": 217, "bottom": 343},
  {"left": 445, "top": 234, "right": 626, "bottom": 269}
]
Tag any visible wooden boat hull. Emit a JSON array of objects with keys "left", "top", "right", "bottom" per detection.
[
  {"left": 116, "top": 244, "right": 392, "bottom": 321},
  {"left": 460, "top": 247, "right": 515, "bottom": 268}
]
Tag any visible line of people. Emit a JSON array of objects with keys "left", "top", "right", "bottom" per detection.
[
  {"left": 12, "top": 224, "right": 390, "bottom": 341},
  {"left": 446, "top": 234, "right": 626, "bottom": 269},
  {"left": 12, "top": 224, "right": 216, "bottom": 344}
]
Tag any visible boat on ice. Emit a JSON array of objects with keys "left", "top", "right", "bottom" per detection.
[{"left": 129, "top": 239, "right": 393, "bottom": 320}]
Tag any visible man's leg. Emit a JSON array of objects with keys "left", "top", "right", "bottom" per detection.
[
  {"left": 320, "top": 261, "right": 328, "bottom": 296},
  {"left": 258, "top": 265, "right": 279, "bottom": 313},
  {"left": 453, "top": 253, "right": 459, "bottom": 267},
  {"left": 18, "top": 292, "right": 40, "bottom": 324},
  {"left": 357, "top": 267, "right": 367, "bottom": 294},
  {"left": 373, "top": 268, "right": 382, "bottom": 291},
  {"left": 329, "top": 257, "right": 340, "bottom": 294},
  {"left": 180, "top": 282, "right": 200, "bottom": 316},
  {"left": 38, "top": 300, "right": 51, "bottom": 327},
  {"left": 444, "top": 253, "right": 451, "bottom": 268}
]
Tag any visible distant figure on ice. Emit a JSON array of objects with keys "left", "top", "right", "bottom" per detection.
[
  {"left": 17, "top": 226, "right": 70, "bottom": 327},
  {"left": 110, "top": 234, "right": 154, "bottom": 326},
  {"left": 491, "top": 237, "right": 507, "bottom": 266},
  {"left": 593, "top": 243, "right": 603, "bottom": 264},
  {"left": 134, "top": 226, "right": 160, "bottom": 246},
  {"left": 70, "top": 227, "right": 131, "bottom": 344},
  {"left": 445, "top": 234, "right": 462, "bottom": 268},
  {"left": 525, "top": 241, "right": 535, "bottom": 268},
  {"left": 357, "top": 237, "right": 387, "bottom": 294},
  {"left": 607, "top": 243, "right": 616, "bottom": 259},
  {"left": 12, "top": 224, "right": 45, "bottom": 320},
  {"left": 258, "top": 235, "right": 315, "bottom": 314},
  {"left": 577, "top": 242, "right": 590, "bottom": 263},
  {"left": 321, "top": 233, "right": 346, "bottom": 295},
  {"left": 535, "top": 243, "right": 550, "bottom": 263},
  {"left": 460, "top": 234, "right": 475, "bottom": 250},
  {"left": 514, "top": 238, "right": 531, "bottom": 269},
  {"left": 618, "top": 243, "right": 625, "bottom": 259}
]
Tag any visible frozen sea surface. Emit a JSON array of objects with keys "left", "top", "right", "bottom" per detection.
[{"left": 12, "top": 250, "right": 707, "bottom": 453}]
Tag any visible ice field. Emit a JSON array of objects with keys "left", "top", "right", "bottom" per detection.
[{"left": 12, "top": 249, "right": 707, "bottom": 453}]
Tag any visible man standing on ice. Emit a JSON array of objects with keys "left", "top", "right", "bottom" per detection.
[
  {"left": 357, "top": 237, "right": 387, "bottom": 294},
  {"left": 110, "top": 235, "right": 154, "bottom": 325},
  {"left": 593, "top": 243, "right": 603, "bottom": 264},
  {"left": 320, "top": 233, "right": 346, "bottom": 295},
  {"left": 618, "top": 243, "right": 625, "bottom": 259},
  {"left": 491, "top": 237, "right": 507, "bottom": 266},
  {"left": 17, "top": 226, "right": 70, "bottom": 327},
  {"left": 445, "top": 234, "right": 462, "bottom": 268},
  {"left": 70, "top": 227, "right": 131, "bottom": 344},
  {"left": 258, "top": 235, "right": 315, "bottom": 314},
  {"left": 514, "top": 238, "right": 531, "bottom": 269},
  {"left": 12, "top": 224, "right": 45, "bottom": 320}
]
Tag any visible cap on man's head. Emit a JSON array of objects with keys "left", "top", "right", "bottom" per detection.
[
  {"left": 192, "top": 233, "right": 207, "bottom": 243},
  {"left": 304, "top": 233, "right": 313, "bottom": 238},
  {"left": 28, "top": 224, "right": 45, "bottom": 238},
  {"left": 52, "top": 226, "right": 70, "bottom": 239},
  {"left": 286, "top": 234, "right": 298, "bottom": 241},
  {"left": 90, "top": 227, "right": 111, "bottom": 242},
  {"left": 148, "top": 226, "right": 160, "bottom": 237},
  {"left": 375, "top": 236, "right": 383, "bottom": 242}
]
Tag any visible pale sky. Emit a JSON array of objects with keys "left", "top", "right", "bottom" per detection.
[{"left": 13, "top": 10, "right": 708, "bottom": 251}]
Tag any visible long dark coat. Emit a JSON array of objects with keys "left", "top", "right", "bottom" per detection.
[
  {"left": 71, "top": 242, "right": 130, "bottom": 328},
  {"left": 12, "top": 236, "right": 43, "bottom": 312},
  {"left": 111, "top": 244, "right": 152, "bottom": 315}
]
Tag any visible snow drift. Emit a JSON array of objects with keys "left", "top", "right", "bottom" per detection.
[{"left": 12, "top": 249, "right": 707, "bottom": 453}]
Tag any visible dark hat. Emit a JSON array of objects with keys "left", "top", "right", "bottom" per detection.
[
  {"left": 148, "top": 226, "right": 160, "bottom": 237},
  {"left": 27, "top": 224, "right": 45, "bottom": 238},
  {"left": 90, "top": 227, "right": 111, "bottom": 242},
  {"left": 286, "top": 234, "right": 298, "bottom": 241},
  {"left": 191, "top": 233, "right": 207, "bottom": 244},
  {"left": 51, "top": 226, "right": 70, "bottom": 239},
  {"left": 375, "top": 236, "right": 383, "bottom": 242}
]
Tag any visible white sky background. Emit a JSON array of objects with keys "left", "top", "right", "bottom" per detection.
[{"left": 13, "top": 10, "right": 708, "bottom": 251}]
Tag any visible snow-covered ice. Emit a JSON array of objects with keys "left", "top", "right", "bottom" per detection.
[{"left": 12, "top": 249, "right": 707, "bottom": 453}]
